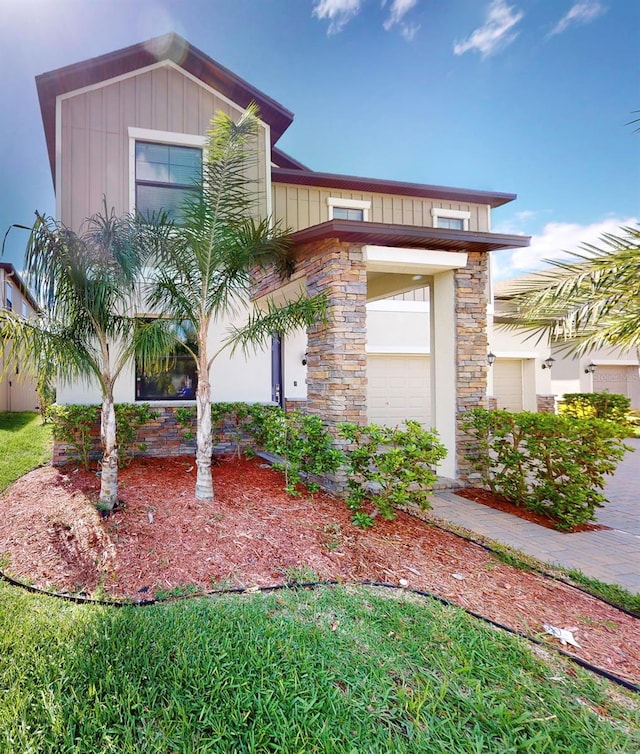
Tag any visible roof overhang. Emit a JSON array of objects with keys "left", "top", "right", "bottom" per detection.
[
  {"left": 273, "top": 168, "right": 517, "bottom": 208},
  {"left": 290, "top": 220, "right": 531, "bottom": 254},
  {"left": 37, "top": 33, "right": 294, "bottom": 185},
  {"left": 0, "top": 263, "right": 40, "bottom": 312}
]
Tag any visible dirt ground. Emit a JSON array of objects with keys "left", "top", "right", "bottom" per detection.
[{"left": 0, "top": 456, "right": 638, "bottom": 685}]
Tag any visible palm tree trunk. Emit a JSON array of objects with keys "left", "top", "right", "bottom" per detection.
[
  {"left": 195, "top": 364, "right": 214, "bottom": 500},
  {"left": 99, "top": 388, "right": 119, "bottom": 511}
]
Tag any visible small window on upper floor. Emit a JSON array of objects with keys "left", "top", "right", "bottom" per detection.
[
  {"left": 431, "top": 208, "right": 471, "bottom": 231},
  {"left": 135, "top": 142, "right": 202, "bottom": 222},
  {"left": 22, "top": 300, "right": 29, "bottom": 318},
  {"left": 4, "top": 282, "right": 12, "bottom": 311},
  {"left": 327, "top": 197, "right": 371, "bottom": 222}
]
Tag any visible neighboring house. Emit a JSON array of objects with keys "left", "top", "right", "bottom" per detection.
[
  {"left": 490, "top": 278, "right": 640, "bottom": 411},
  {"left": 0, "top": 263, "right": 40, "bottom": 412},
  {"left": 35, "top": 33, "right": 529, "bottom": 479}
]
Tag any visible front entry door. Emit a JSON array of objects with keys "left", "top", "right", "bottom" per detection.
[{"left": 271, "top": 334, "right": 283, "bottom": 407}]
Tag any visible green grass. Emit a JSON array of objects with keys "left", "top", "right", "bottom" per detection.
[
  {"left": 0, "top": 411, "right": 52, "bottom": 492},
  {"left": 0, "top": 582, "right": 637, "bottom": 753}
]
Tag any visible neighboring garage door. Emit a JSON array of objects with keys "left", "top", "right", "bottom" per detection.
[
  {"left": 493, "top": 359, "right": 524, "bottom": 412},
  {"left": 367, "top": 354, "right": 431, "bottom": 427},
  {"left": 593, "top": 366, "right": 640, "bottom": 408}
]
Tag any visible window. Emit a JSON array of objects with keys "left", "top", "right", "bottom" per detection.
[
  {"left": 135, "top": 322, "right": 198, "bottom": 402},
  {"left": 135, "top": 142, "right": 202, "bottom": 222},
  {"left": 4, "top": 282, "right": 12, "bottom": 311},
  {"left": 431, "top": 208, "right": 471, "bottom": 231},
  {"left": 21, "top": 300, "right": 29, "bottom": 318},
  {"left": 327, "top": 197, "right": 371, "bottom": 222}
]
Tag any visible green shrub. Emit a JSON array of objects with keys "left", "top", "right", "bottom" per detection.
[
  {"left": 46, "top": 404, "right": 99, "bottom": 469},
  {"left": 560, "top": 392, "right": 631, "bottom": 424},
  {"left": 247, "top": 406, "right": 342, "bottom": 495},
  {"left": 462, "top": 408, "right": 629, "bottom": 530},
  {"left": 338, "top": 420, "right": 447, "bottom": 527},
  {"left": 46, "top": 403, "right": 157, "bottom": 469}
]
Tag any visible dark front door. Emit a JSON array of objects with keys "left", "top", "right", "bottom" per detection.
[{"left": 271, "top": 334, "right": 283, "bottom": 407}]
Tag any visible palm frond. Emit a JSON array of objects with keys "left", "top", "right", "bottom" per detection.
[
  {"left": 500, "top": 226, "right": 640, "bottom": 356},
  {"left": 224, "top": 292, "right": 329, "bottom": 359}
]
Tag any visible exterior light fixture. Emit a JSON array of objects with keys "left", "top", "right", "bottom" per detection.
[
  {"left": 584, "top": 362, "right": 597, "bottom": 374},
  {"left": 541, "top": 357, "right": 555, "bottom": 370},
  {"left": 301, "top": 353, "right": 308, "bottom": 366},
  {"left": 487, "top": 352, "right": 496, "bottom": 367}
]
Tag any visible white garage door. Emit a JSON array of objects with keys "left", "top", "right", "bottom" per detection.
[
  {"left": 493, "top": 359, "right": 524, "bottom": 412},
  {"left": 594, "top": 366, "right": 640, "bottom": 408},
  {"left": 367, "top": 354, "right": 431, "bottom": 427}
]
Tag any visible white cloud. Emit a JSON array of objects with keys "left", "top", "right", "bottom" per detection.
[
  {"left": 312, "top": 0, "right": 362, "bottom": 35},
  {"left": 312, "top": 0, "right": 420, "bottom": 38},
  {"left": 549, "top": 1, "right": 606, "bottom": 37},
  {"left": 453, "top": 0, "right": 524, "bottom": 58},
  {"left": 383, "top": 0, "right": 420, "bottom": 39},
  {"left": 492, "top": 215, "right": 639, "bottom": 281}
]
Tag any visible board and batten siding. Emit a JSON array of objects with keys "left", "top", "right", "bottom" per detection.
[
  {"left": 59, "top": 62, "right": 267, "bottom": 230},
  {"left": 271, "top": 184, "right": 490, "bottom": 233}
]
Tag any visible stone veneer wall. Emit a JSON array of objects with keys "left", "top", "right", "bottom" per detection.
[
  {"left": 52, "top": 406, "right": 253, "bottom": 466},
  {"left": 536, "top": 394, "right": 557, "bottom": 413},
  {"left": 454, "top": 251, "right": 490, "bottom": 481}
]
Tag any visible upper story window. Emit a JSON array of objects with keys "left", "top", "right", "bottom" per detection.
[
  {"left": 4, "top": 282, "right": 12, "bottom": 311},
  {"left": 327, "top": 197, "right": 371, "bottom": 222},
  {"left": 21, "top": 300, "right": 29, "bottom": 318},
  {"left": 135, "top": 142, "right": 202, "bottom": 222},
  {"left": 431, "top": 208, "right": 471, "bottom": 231}
]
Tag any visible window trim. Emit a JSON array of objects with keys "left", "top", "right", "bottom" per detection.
[
  {"left": 128, "top": 127, "right": 207, "bottom": 215},
  {"left": 327, "top": 197, "right": 371, "bottom": 222},
  {"left": 431, "top": 208, "right": 471, "bottom": 231}
]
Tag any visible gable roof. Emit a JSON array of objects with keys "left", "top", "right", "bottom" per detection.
[{"left": 36, "top": 33, "right": 294, "bottom": 185}]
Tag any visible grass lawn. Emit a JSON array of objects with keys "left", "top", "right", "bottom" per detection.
[
  {"left": 0, "top": 411, "right": 52, "bottom": 492},
  {"left": 0, "top": 581, "right": 637, "bottom": 753}
]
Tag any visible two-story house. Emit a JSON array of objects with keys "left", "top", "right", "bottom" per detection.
[
  {"left": 0, "top": 263, "right": 40, "bottom": 412},
  {"left": 35, "top": 33, "right": 529, "bottom": 479}
]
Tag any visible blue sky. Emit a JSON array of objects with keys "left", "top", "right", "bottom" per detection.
[{"left": 0, "top": 0, "right": 637, "bottom": 280}]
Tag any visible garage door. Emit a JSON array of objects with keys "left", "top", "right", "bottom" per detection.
[
  {"left": 493, "top": 359, "right": 524, "bottom": 412},
  {"left": 594, "top": 366, "right": 640, "bottom": 408},
  {"left": 367, "top": 354, "right": 431, "bottom": 427}
]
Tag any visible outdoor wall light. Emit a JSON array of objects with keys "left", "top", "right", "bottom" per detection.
[
  {"left": 541, "top": 357, "right": 556, "bottom": 370},
  {"left": 584, "top": 362, "right": 597, "bottom": 374},
  {"left": 487, "top": 352, "right": 496, "bottom": 367},
  {"left": 301, "top": 353, "right": 308, "bottom": 366}
]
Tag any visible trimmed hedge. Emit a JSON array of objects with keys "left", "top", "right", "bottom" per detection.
[
  {"left": 560, "top": 392, "right": 631, "bottom": 424},
  {"left": 462, "top": 408, "right": 629, "bottom": 530}
]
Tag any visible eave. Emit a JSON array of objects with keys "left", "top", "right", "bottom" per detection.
[
  {"left": 272, "top": 168, "right": 517, "bottom": 209},
  {"left": 289, "top": 220, "right": 531, "bottom": 254}
]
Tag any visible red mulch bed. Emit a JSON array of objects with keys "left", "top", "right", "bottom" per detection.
[
  {"left": 0, "top": 456, "right": 638, "bottom": 686},
  {"left": 456, "top": 487, "right": 611, "bottom": 532}
]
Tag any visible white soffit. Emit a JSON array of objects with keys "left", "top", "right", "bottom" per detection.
[{"left": 363, "top": 245, "right": 468, "bottom": 275}]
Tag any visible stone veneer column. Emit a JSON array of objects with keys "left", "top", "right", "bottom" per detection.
[
  {"left": 536, "top": 394, "right": 557, "bottom": 413},
  {"left": 454, "top": 251, "right": 490, "bottom": 481},
  {"left": 304, "top": 241, "right": 368, "bottom": 429}
]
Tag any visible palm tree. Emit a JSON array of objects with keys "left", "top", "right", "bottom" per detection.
[
  {"left": 144, "top": 105, "right": 326, "bottom": 500},
  {"left": 0, "top": 207, "right": 173, "bottom": 510},
  {"left": 501, "top": 226, "right": 640, "bottom": 357}
]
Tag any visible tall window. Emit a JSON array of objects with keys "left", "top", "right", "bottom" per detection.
[
  {"left": 135, "top": 322, "right": 198, "bottom": 402},
  {"left": 4, "top": 282, "right": 12, "bottom": 311},
  {"left": 135, "top": 142, "right": 202, "bottom": 221}
]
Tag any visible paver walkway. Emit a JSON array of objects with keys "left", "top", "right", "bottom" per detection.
[{"left": 429, "top": 438, "right": 639, "bottom": 594}]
